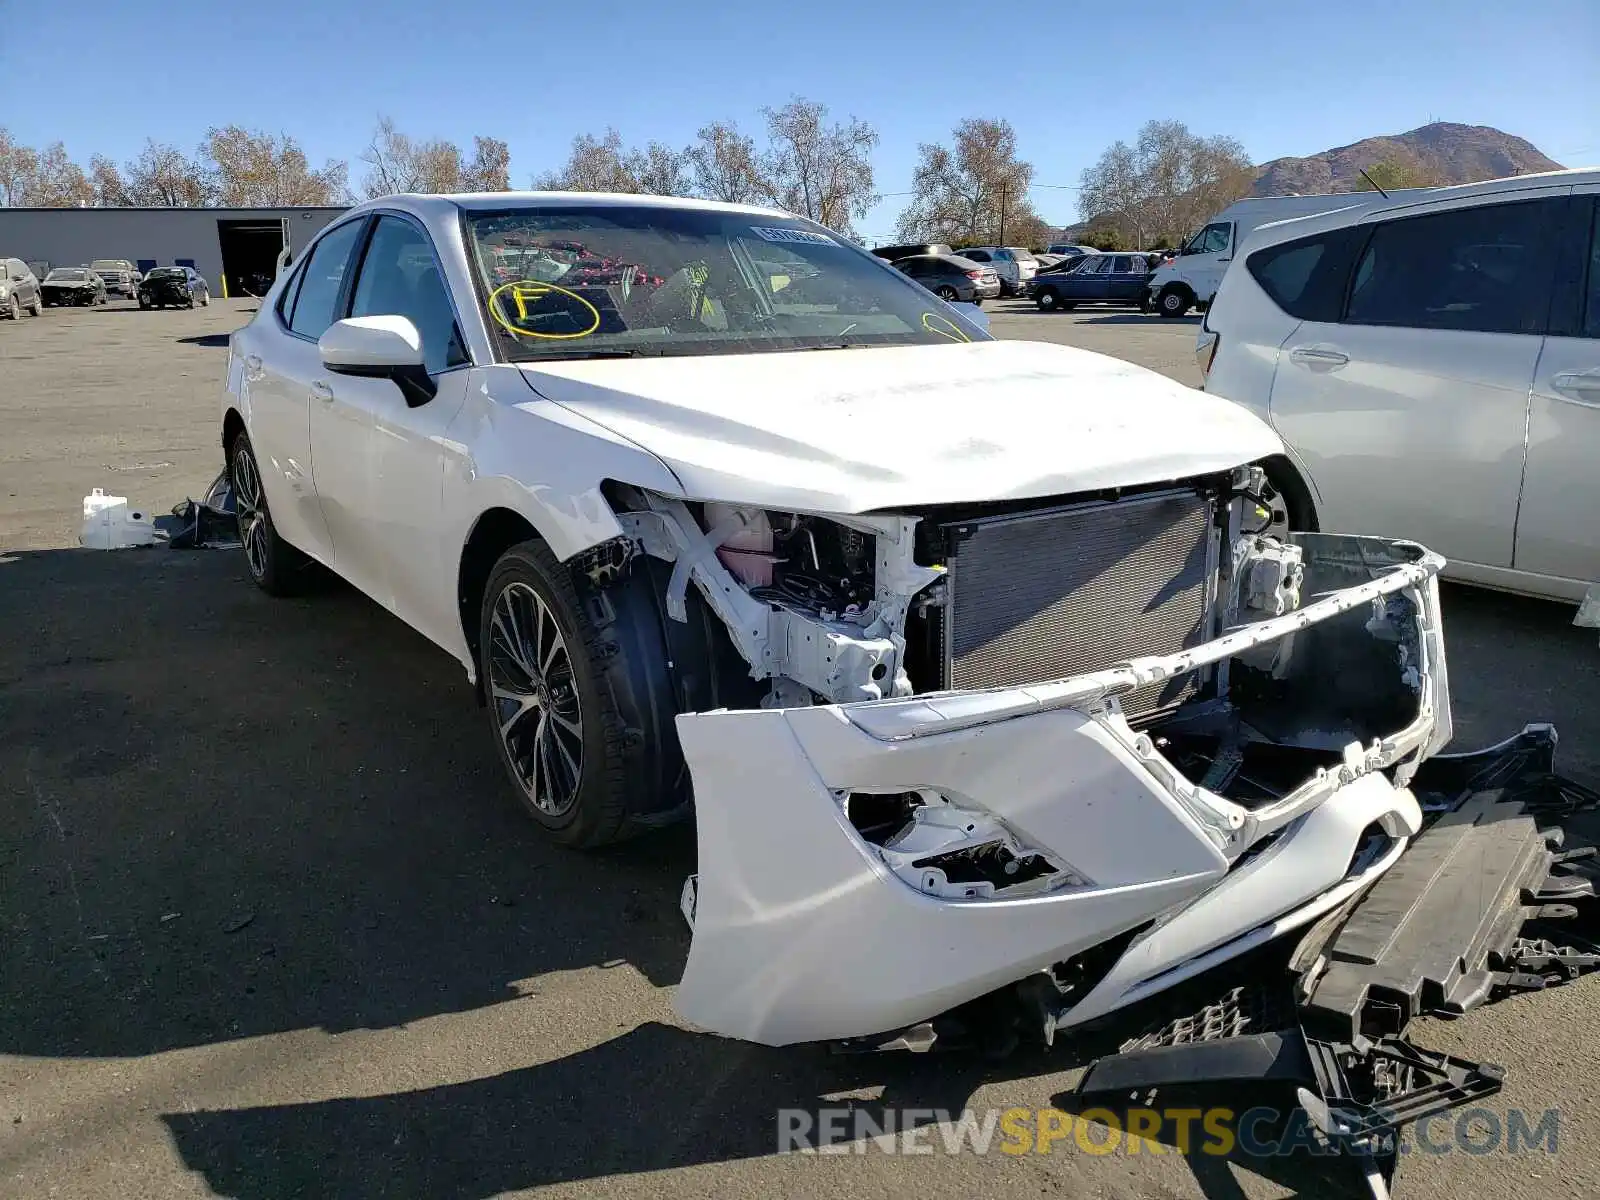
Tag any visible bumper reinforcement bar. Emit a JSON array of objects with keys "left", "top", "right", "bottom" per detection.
[{"left": 1072, "top": 725, "right": 1600, "bottom": 1199}]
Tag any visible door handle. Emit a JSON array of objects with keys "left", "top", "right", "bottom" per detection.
[
  {"left": 311, "top": 380, "right": 335, "bottom": 403},
  {"left": 1552, "top": 372, "right": 1600, "bottom": 408},
  {"left": 1289, "top": 346, "right": 1349, "bottom": 367}
]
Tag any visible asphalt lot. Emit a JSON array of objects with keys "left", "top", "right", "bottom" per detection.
[{"left": 4, "top": 297, "right": 1600, "bottom": 1200}]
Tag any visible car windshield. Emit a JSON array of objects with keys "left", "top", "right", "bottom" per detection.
[
  {"left": 463, "top": 205, "right": 991, "bottom": 362},
  {"left": 90, "top": 262, "right": 122, "bottom": 273},
  {"left": 48, "top": 270, "right": 87, "bottom": 281},
  {"left": 147, "top": 268, "right": 185, "bottom": 279}
]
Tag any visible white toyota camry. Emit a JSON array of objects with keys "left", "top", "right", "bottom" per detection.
[{"left": 223, "top": 192, "right": 1465, "bottom": 1050}]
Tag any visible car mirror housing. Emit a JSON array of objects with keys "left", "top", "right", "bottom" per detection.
[{"left": 318, "top": 315, "right": 437, "bottom": 406}]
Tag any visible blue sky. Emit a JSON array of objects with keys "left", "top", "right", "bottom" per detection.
[{"left": 4, "top": 0, "right": 1596, "bottom": 239}]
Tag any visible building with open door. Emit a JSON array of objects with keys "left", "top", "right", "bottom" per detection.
[{"left": 0, "top": 206, "right": 348, "bottom": 297}]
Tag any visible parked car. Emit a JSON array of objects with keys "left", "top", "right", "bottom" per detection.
[
  {"left": 869, "top": 243, "right": 954, "bottom": 262},
  {"left": 891, "top": 252, "right": 1000, "bottom": 302},
  {"left": 955, "top": 246, "right": 1039, "bottom": 296},
  {"left": 40, "top": 268, "right": 107, "bottom": 306},
  {"left": 1, "top": 257, "right": 43, "bottom": 318},
  {"left": 138, "top": 265, "right": 211, "bottom": 309},
  {"left": 90, "top": 259, "right": 140, "bottom": 298},
  {"left": 1199, "top": 168, "right": 1600, "bottom": 602},
  {"left": 219, "top": 193, "right": 1549, "bottom": 1097},
  {"left": 1046, "top": 243, "right": 1101, "bottom": 258},
  {"left": 1027, "top": 252, "right": 1153, "bottom": 312},
  {"left": 93, "top": 267, "right": 139, "bottom": 299}
]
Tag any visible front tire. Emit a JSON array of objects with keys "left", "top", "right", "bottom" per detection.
[
  {"left": 229, "top": 431, "right": 313, "bottom": 595},
  {"left": 5, "top": 295, "right": 17, "bottom": 320},
  {"left": 1036, "top": 289, "right": 1059, "bottom": 312},
  {"left": 936, "top": 285, "right": 959, "bottom": 302}
]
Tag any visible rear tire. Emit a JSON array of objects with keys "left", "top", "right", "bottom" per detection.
[
  {"left": 936, "top": 285, "right": 959, "bottom": 302},
  {"left": 229, "top": 430, "right": 314, "bottom": 596},
  {"left": 1035, "top": 289, "right": 1059, "bottom": 312}
]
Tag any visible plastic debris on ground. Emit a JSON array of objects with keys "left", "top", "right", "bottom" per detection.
[
  {"left": 80, "top": 488, "right": 156, "bottom": 549},
  {"left": 78, "top": 473, "right": 241, "bottom": 552},
  {"left": 157, "top": 470, "right": 241, "bottom": 550},
  {"left": 1575, "top": 582, "right": 1600, "bottom": 645}
]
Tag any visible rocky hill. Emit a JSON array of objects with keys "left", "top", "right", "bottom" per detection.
[{"left": 1248, "top": 122, "right": 1563, "bottom": 196}]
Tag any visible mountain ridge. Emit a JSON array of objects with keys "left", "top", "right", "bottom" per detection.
[{"left": 1247, "top": 121, "right": 1564, "bottom": 196}]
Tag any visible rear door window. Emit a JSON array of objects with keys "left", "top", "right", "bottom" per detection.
[
  {"left": 1584, "top": 201, "right": 1600, "bottom": 339},
  {"left": 1246, "top": 227, "right": 1363, "bottom": 322},
  {"left": 1344, "top": 198, "right": 1560, "bottom": 334},
  {"left": 288, "top": 219, "right": 365, "bottom": 340}
]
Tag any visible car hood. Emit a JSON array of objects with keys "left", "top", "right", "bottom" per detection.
[{"left": 514, "top": 339, "right": 1283, "bottom": 513}]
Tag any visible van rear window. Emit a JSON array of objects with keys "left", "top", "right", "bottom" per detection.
[{"left": 1246, "top": 227, "right": 1362, "bottom": 322}]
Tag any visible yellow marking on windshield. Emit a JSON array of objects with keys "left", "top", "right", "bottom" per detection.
[
  {"left": 922, "top": 312, "right": 972, "bottom": 342},
  {"left": 487, "top": 279, "right": 601, "bottom": 340}
]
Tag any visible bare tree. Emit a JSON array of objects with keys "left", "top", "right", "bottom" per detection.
[
  {"left": 625, "top": 142, "right": 689, "bottom": 195},
  {"left": 762, "top": 98, "right": 878, "bottom": 234},
  {"left": 359, "top": 116, "right": 464, "bottom": 197},
  {"left": 124, "top": 139, "right": 213, "bottom": 207},
  {"left": 204, "top": 126, "right": 349, "bottom": 207},
  {"left": 461, "top": 136, "right": 510, "bottom": 191},
  {"left": 534, "top": 129, "right": 637, "bottom": 192},
  {"left": 686, "top": 121, "right": 770, "bottom": 204},
  {"left": 0, "top": 129, "right": 39, "bottom": 206},
  {"left": 894, "top": 117, "right": 1042, "bottom": 245},
  {"left": 23, "top": 143, "right": 94, "bottom": 207},
  {"left": 89, "top": 155, "right": 130, "bottom": 207},
  {"left": 1078, "top": 120, "right": 1254, "bottom": 247}
]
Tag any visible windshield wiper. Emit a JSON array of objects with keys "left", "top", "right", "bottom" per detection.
[{"left": 520, "top": 348, "right": 664, "bottom": 362}]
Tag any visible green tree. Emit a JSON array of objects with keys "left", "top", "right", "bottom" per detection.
[{"left": 1354, "top": 155, "right": 1442, "bottom": 192}]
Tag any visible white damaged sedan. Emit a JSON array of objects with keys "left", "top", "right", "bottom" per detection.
[{"left": 223, "top": 192, "right": 1461, "bottom": 1051}]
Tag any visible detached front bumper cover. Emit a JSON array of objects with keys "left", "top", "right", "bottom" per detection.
[{"left": 673, "top": 534, "right": 1452, "bottom": 1047}]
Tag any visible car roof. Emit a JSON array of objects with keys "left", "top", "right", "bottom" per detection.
[
  {"left": 1231, "top": 166, "right": 1600, "bottom": 251},
  {"left": 350, "top": 191, "right": 801, "bottom": 226}
]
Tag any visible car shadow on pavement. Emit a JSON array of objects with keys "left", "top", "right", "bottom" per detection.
[
  {"left": 158, "top": 1023, "right": 1367, "bottom": 1199},
  {"left": 176, "top": 333, "right": 232, "bottom": 347},
  {"left": 159, "top": 1026, "right": 1077, "bottom": 1199},
  {"left": 0, "top": 548, "right": 692, "bottom": 1060}
]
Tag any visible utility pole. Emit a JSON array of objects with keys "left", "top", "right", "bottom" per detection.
[{"left": 998, "top": 183, "right": 1007, "bottom": 246}]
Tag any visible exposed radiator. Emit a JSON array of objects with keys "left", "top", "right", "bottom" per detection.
[{"left": 940, "top": 489, "right": 1216, "bottom": 719}]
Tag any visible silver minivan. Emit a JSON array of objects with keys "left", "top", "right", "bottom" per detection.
[
  {"left": 1, "top": 258, "right": 43, "bottom": 319},
  {"left": 1199, "top": 168, "right": 1600, "bottom": 603}
]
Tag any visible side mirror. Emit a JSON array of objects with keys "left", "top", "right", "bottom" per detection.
[{"left": 318, "top": 315, "right": 437, "bottom": 407}]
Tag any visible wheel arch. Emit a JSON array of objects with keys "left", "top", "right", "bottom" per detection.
[{"left": 1258, "top": 452, "right": 1320, "bottom": 531}]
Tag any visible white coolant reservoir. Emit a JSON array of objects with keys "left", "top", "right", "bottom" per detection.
[
  {"left": 703, "top": 502, "right": 775, "bottom": 587},
  {"left": 80, "top": 488, "right": 156, "bottom": 549}
]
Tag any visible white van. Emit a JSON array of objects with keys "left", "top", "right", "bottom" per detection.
[{"left": 1145, "top": 190, "right": 1433, "bottom": 317}]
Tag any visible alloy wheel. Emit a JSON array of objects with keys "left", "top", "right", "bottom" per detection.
[
  {"left": 231, "top": 443, "right": 270, "bottom": 580},
  {"left": 488, "top": 582, "right": 585, "bottom": 817}
]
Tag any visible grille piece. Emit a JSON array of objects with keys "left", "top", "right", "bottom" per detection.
[{"left": 942, "top": 490, "right": 1213, "bottom": 717}]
